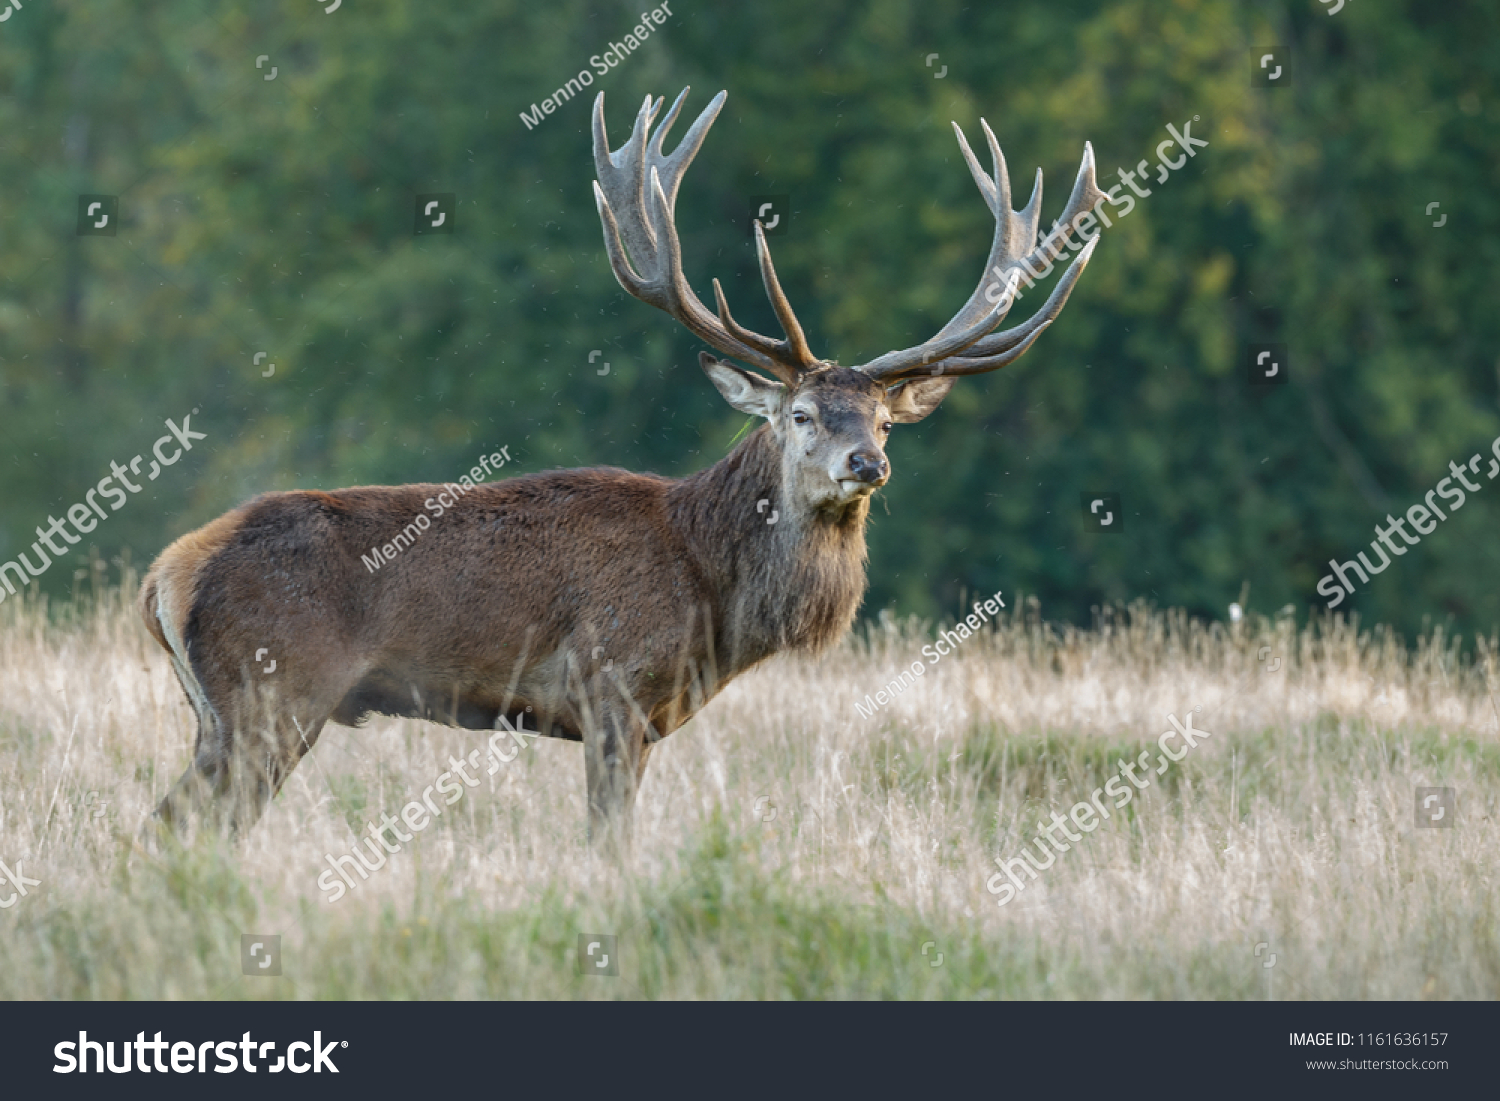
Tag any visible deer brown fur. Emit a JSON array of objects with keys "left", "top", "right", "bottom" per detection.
[{"left": 140, "top": 87, "right": 1099, "bottom": 846}]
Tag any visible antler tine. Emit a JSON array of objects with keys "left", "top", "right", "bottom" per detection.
[
  {"left": 956, "top": 143, "right": 1104, "bottom": 360},
  {"left": 1026, "top": 141, "right": 1102, "bottom": 279},
  {"left": 935, "top": 120, "right": 1036, "bottom": 343},
  {"left": 646, "top": 87, "right": 719, "bottom": 214},
  {"left": 646, "top": 163, "right": 775, "bottom": 363},
  {"left": 919, "top": 320, "right": 1055, "bottom": 378},
  {"left": 961, "top": 232, "right": 1096, "bottom": 358},
  {"left": 909, "top": 234, "right": 1097, "bottom": 378},
  {"left": 856, "top": 123, "right": 1103, "bottom": 383},
  {"left": 752, "top": 221, "right": 818, "bottom": 370},
  {"left": 591, "top": 87, "right": 816, "bottom": 383},
  {"left": 936, "top": 121, "right": 1044, "bottom": 341},
  {"left": 932, "top": 234, "right": 1099, "bottom": 376},
  {"left": 856, "top": 271, "right": 1019, "bottom": 377},
  {"left": 712, "top": 278, "right": 789, "bottom": 363},
  {"left": 703, "top": 225, "right": 821, "bottom": 383},
  {"left": 592, "top": 178, "right": 649, "bottom": 295}
]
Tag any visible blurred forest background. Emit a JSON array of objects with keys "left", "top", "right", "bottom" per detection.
[{"left": 1, "top": 0, "right": 1497, "bottom": 640}]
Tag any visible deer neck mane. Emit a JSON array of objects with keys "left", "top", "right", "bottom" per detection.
[{"left": 667, "top": 423, "right": 870, "bottom": 673}]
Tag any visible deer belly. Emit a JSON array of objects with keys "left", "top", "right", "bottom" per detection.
[{"left": 330, "top": 669, "right": 576, "bottom": 740}]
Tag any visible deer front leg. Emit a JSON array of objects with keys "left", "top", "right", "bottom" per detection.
[{"left": 584, "top": 704, "right": 649, "bottom": 853}]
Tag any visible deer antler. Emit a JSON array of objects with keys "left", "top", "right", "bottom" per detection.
[
  {"left": 592, "top": 88, "right": 818, "bottom": 385},
  {"left": 855, "top": 120, "right": 1104, "bottom": 383}
]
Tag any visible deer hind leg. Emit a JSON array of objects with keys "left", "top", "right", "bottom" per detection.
[
  {"left": 143, "top": 534, "right": 355, "bottom": 840},
  {"left": 153, "top": 649, "right": 232, "bottom": 836},
  {"left": 154, "top": 654, "right": 339, "bottom": 839},
  {"left": 217, "top": 691, "right": 332, "bottom": 838}
]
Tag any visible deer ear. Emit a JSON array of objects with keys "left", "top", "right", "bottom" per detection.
[
  {"left": 700, "top": 352, "right": 785, "bottom": 419},
  {"left": 885, "top": 375, "right": 959, "bottom": 423}
]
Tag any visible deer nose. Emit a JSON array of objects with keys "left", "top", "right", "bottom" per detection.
[{"left": 848, "top": 451, "right": 888, "bottom": 483}]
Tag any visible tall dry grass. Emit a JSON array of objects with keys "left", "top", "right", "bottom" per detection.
[{"left": 1, "top": 565, "right": 1497, "bottom": 999}]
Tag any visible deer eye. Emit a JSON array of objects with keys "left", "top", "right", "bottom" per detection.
[
  {"left": 792, "top": 411, "right": 810, "bottom": 426},
  {"left": 881, "top": 421, "right": 894, "bottom": 433}
]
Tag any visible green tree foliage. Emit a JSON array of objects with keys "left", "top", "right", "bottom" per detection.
[{"left": 1, "top": 0, "right": 1496, "bottom": 638}]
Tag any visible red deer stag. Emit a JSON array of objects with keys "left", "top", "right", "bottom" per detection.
[{"left": 140, "top": 87, "right": 1101, "bottom": 846}]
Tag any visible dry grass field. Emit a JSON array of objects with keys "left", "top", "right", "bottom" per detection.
[{"left": 2, "top": 564, "right": 1498, "bottom": 1000}]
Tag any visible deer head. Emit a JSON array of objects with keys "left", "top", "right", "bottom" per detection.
[{"left": 592, "top": 87, "right": 1104, "bottom": 520}]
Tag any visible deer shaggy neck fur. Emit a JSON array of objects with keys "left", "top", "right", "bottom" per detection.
[{"left": 670, "top": 421, "right": 870, "bottom": 673}]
